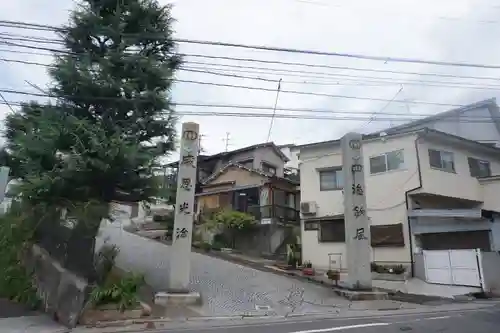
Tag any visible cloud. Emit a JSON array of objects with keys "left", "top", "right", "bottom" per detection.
[{"left": 0, "top": 0, "right": 498, "bottom": 159}]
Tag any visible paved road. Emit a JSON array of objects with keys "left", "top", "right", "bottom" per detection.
[
  {"left": 97, "top": 223, "right": 351, "bottom": 316},
  {"left": 142, "top": 305, "right": 500, "bottom": 333}
]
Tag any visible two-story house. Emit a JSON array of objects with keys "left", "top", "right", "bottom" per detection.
[
  {"left": 166, "top": 142, "right": 300, "bottom": 255},
  {"left": 298, "top": 128, "right": 500, "bottom": 281}
]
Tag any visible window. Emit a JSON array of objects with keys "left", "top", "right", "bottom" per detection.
[
  {"left": 237, "top": 158, "right": 254, "bottom": 169},
  {"left": 370, "top": 224, "right": 405, "bottom": 247},
  {"left": 428, "top": 149, "right": 455, "bottom": 172},
  {"left": 304, "top": 221, "right": 319, "bottom": 231},
  {"left": 262, "top": 162, "right": 276, "bottom": 175},
  {"left": 319, "top": 168, "right": 343, "bottom": 191},
  {"left": 468, "top": 157, "right": 491, "bottom": 178},
  {"left": 369, "top": 150, "right": 404, "bottom": 174},
  {"left": 318, "top": 220, "right": 345, "bottom": 242}
]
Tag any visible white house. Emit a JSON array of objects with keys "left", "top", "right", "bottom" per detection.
[
  {"left": 279, "top": 144, "right": 300, "bottom": 173},
  {"left": 298, "top": 127, "right": 500, "bottom": 278},
  {"left": 373, "top": 98, "right": 500, "bottom": 147}
]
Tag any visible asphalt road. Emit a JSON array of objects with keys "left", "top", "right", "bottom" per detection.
[{"left": 145, "top": 305, "right": 500, "bottom": 333}]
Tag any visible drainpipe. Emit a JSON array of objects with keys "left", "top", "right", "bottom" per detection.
[{"left": 405, "top": 136, "right": 423, "bottom": 277}]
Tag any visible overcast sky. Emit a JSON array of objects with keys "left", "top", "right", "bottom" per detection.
[{"left": 1, "top": 0, "right": 500, "bottom": 160}]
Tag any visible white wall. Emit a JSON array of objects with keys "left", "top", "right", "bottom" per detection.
[
  {"left": 299, "top": 134, "right": 420, "bottom": 270},
  {"left": 398, "top": 106, "right": 500, "bottom": 147},
  {"left": 417, "top": 137, "right": 500, "bottom": 202},
  {"left": 280, "top": 145, "right": 300, "bottom": 171}
]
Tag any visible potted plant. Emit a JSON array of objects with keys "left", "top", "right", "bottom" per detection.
[
  {"left": 302, "top": 261, "right": 315, "bottom": 276},
  {"left": 326, "top": 269, "right": 340, "bottom": 286}
]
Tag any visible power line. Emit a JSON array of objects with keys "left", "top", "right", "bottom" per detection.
[
  {"left": 0, "top": 99, "right": 497, "bottom": 123},
  {"left": 4, "top": 31, "right": 500, "bottom": 83},
  {"left": 172, "top": 79, "right": 463, "bottom": 107},
  {"left": 0, "top": 101, "right": 500, "bottom": 123},
  {"left": 181, "top": 64, "right": 500, "bottom": 91},
  {"left": 0, "top": 76, "right": 468, "bottom": 107},
  {"left": 3, "top": 20, "right": 500, "bottom": 69},
  {"left": 0, "top": 91, "right": 15, "bottom": 113},
  {"left": 3, "top": 33, "right": 500, "bottom": 90},
  {"left": 7, "top": 53, "right": 500, "bottom": 91},
  {"left": 266, "top": 79, "right": 282, "bottom": 142},
  {"left": 363, "top": 85, "right": 405, "bottom": 128}
]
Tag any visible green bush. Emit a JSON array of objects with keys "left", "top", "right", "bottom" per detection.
[
  {"left": 89, "top": 272, "right": 145, "bottom": 312},
  {"left": 199, "top": 242, "right": 211, "bottom": 252},
  {"left": 0, "top": 210, "right": 40, "bottom": 309}
]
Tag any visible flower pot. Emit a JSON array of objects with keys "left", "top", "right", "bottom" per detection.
[{"left": 302, "top": 267, "right": 315, "bottom": 276}]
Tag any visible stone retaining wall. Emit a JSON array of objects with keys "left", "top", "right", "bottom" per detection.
[{"left": 25, "top": 244, "right": 90, "bottom": 328}]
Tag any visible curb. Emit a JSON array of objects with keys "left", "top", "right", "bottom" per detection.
[
  {"left": 70, "top": 300, "right": 499, "bottom": 333},
  {"left": 71, "top": 314, "right": 288, "bottom": 333}
]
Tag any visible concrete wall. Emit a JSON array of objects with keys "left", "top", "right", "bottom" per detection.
[
  {"left": 413, "top": 253, "right": 426, "bottom": 280},
  {"left": 490, "top": 218, "right": 500, "bottom": 251},
  {"left": 299, "top": 134, "right": 420, "bottom": 270},
  {"left": 280, "top": 145, "right": 300, "bottom": 171},
  {"left": 480, "top": 176, "right": 500, "bottom": 211},
  {"left": 25, "top": 245, "right": 90, "bottom": 328},
  {"left": 480, "top": 251, "right": 500, "bottom": 296}
]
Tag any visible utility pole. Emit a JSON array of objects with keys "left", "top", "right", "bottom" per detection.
[
  {"left": 222, "top": 132, "right": 231, "bottom": 152},
  {"left": 198, "top": 134, "right": 207, "bottom": 154}
]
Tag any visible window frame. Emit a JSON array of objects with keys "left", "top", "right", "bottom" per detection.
[
  {"left": 369, "top": 149, "right": 405, "bottom": 174},
  {"left": 261, "top": 161, "right": 277, "bottom": 175},
  {"left": 467, "top": 157, "right": 491, "bottom": 178},
  {"left": 236, "top": 158, "right": 254, "bottom": 169},
  {"left": 428, "top": 149, "right": 455, "bottom": 173},
  {"left": 318, "top": 167, "right": 343, "bottom": 191},
  {"left": 303, "top": 221, "right": 319, "bottom": 231},
  {"left": 318, "top": 219, "right": 346, "bottom": 243},
  {"left": 370, "top": 223, "right": 405, "bottom": 248}
]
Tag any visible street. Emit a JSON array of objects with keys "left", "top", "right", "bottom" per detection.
[{"left": 135, "top": 305, "right": 500, "bottom": 333}]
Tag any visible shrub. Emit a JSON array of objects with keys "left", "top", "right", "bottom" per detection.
[
  {"left": 199, "top": 242, "right": 211, "bottom": 252},
  {"left": 89, "top": 273, "right": 145, "bottom": 312},
  {"left": 0, "top": 210, "right": 40, "bottom": 309},
  {"left": 206, "top": 210, "right": 256, "bottom": 248},
  {"left": 94, "top": 244, "right": 119, "bottom": 285}
]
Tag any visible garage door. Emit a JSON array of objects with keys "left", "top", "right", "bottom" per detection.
[{"left": 423, "top": 249, "right": 482, "bottom": 287}]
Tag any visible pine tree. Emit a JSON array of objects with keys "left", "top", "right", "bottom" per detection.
[{"left": 5, "top": 0, "right": 180, "bottom": 209}]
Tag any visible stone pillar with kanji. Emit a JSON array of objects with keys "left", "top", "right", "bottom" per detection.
[
  {"left": 155, "top": 122, "right": 201, "bottom": 305},
  {"left": 341, "top": 132, "right": 372, "bottom": 290}
]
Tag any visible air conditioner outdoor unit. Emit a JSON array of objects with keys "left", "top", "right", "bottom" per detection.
[{"left": 300, "top": 201, "right": 317, "bottom": 215}]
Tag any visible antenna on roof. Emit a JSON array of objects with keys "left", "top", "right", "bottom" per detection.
[{"left": 222, "top": 132, "right": 231, "bottom": 152}]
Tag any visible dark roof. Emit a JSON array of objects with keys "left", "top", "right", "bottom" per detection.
[
  {"left": 166, "top": 142, "right": 289, "bottom": 167},
  {"left": 297, "top": 127, "right": 500, "bottom": 154},
  {"left": 370, "top": 98, "right": 498, "bottom": 136}
]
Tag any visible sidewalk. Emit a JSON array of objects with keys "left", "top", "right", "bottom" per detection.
[{"left": 0, "top": 315, "right": 67, "bottom": 333}]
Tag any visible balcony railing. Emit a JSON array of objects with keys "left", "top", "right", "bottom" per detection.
[{"left": 245, "top": 205, "right": 300, "bottom": 225}]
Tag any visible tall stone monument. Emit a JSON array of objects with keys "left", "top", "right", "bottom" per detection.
[
  {"left": 341, "top": 132, "right": 372, "bottom": 290},
  {"left": 155, "top": 122, "right": 201, "bottom": 305}
]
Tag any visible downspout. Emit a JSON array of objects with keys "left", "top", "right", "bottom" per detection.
[{"left": 405, "top": 136, "right": 423, "bottom": 277}]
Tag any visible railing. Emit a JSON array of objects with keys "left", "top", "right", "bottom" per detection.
[{"left": 245, "top": 205, "right": 300, "bottom": 225}]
